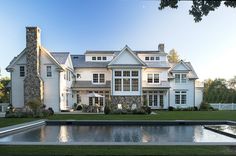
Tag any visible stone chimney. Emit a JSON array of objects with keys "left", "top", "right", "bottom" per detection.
[
  {"left": 24, "top": 27, "right": 44, "bottom": 104},
  {"left": 158, "top": 43, "right": 165, "bottom": 52}
]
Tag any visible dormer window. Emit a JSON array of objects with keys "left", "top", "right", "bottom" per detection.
[
  {"left": 91, "top": 56, "right": 107, "bottom": 61},
  {"left": 145, "top": 56, "right": 160, "bottom": 61}
]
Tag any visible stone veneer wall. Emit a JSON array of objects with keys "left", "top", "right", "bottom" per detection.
[
  {"left": 111, "top": 96, "right": 142, "bottom": 108},
  {"left": 24, "top": 27, "right": 44, "bottom": 104}
]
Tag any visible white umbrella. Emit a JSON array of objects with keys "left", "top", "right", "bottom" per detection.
[{"left": 87, "top": 92, "right": 104, "bottom": 98}]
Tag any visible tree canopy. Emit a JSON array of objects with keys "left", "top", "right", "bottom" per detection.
[
  {"left": 203, "top": 77, "right": 236, "bottom": 103},
  {"left": 159, "top": 0, "right": 236, "bottom": 22},
  {"left": 0, "top": 77, "right": 10, "bottom": 103},
  {"left": 167, "top": 49, "right": 180, "bottom": 63}
]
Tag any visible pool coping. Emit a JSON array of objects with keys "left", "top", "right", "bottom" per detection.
[{"left": 0, "top": 119, "right": 236, "bottom": 146}]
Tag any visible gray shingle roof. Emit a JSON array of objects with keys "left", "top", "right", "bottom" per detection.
[
  {"left": 168, "top": 62, "right": 198, "bottom": 79},
  {"left": 72, "top": 81, "right": 111, "bottom": 88},
  {"left": 143, "top": 81, "right": 171, "bottom": 89},
  {"left": 71, "top": 55, "right": 109, "bottom": 68},
  {"left": 145, "top": 62, "right": 170, "bottom": 68},
  {"left": 50, "top": 52, "right": 70, "bottom": 64}
]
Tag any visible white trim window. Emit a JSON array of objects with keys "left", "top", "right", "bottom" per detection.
[
  {"left": 175, "top": 91, "right": 187, "bottom": 105},
  {"left": 46, "top": 66, "right": 52, "bottom": 77},
  {"left": 93, "top": 74, "right": 105, "bottom": 84},
  {"left": 114, "top": 70, "right": 139, "bottom": 92},
  {"left": 175, "top": 74, "right": 187, "bottom": 83},
  {"left": 19, "top": 66, "right": 25, "bottom": 77},
  {"left": 147, "top": 74, "right": 159, "bottom": 83}
]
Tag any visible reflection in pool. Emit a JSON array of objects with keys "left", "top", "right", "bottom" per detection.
[{"left": 0, "top": 125, "right": 235, "bottom": 143}]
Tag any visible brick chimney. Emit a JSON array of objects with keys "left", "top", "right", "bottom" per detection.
[
  {"left": 158, "top": 43, "right": 165, "bottom": 52},
  {"left": 24, "top": 27, "right": 44, "bottom": 104}
]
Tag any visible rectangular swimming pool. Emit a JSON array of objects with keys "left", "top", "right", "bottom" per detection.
[{"left": 0, "top": 124, "right": 235, "bottom": 143}]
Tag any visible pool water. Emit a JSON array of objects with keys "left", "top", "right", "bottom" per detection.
[{"left": 0, "top": 125, "right": 235, "bottom": 143}]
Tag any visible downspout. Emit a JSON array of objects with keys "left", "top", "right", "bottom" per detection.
[
  {"left": 10, "top": 71, "right": 12, "bottom": 105},
  {"left": 193, "top": 80, "right": 195, "bottom": 107},
  {"left": 58, "top": 70, "right": 62, "bottom": 112}
]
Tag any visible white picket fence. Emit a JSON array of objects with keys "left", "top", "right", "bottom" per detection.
[{"left": 210, "top": 103, "right": 236, "bottom": 110}]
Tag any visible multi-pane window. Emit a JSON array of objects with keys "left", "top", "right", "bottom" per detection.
[
  {"left": 175, "top": 74, "right": 180, "bottom": 83},
  {"left": 175, "top": 74, "right": 187, "bottom": 83},
  {"left": 115, "top": 71, "right": 122, "bottom": 76},
  {"left": 181, "top": 74, "right": 187, "bottom": 83},
  {"left": 145, "top": 56, "right": 160, "bottom": 61},
  {"left": 91, "top": 56, "right": 107, "bottom": 61},
  {"left": 46, "top": 66, "right": 52, "bottom": 77},
  {"left": 93, "top": 74, "right": 98, "bottom": 83},
  {"left": 115, "top": 79, "right": 122, "bottom": 91},
  {"left": 147, "top": 74, "right": 153, "bottom": 83},
  {"left": 147, "top": 74, "right": 159, "bottom": 83},
  {"left": 93, "top": 74, "right": 105, "bottom": 83},
  {"left": 123, "top": 78, "right": 130, "bottom": 91},
  {"left": 175, "top": 91, "right": 187, "bottom": 104},
  {"left": 114, "top": 70, "right": 139, "bottom": 92},
  {"left": 154, "top": 74, "right": 159, "bottom": 83},
  {"left": 19, "top": 66, "right": 25, "bottom": 77},
  {"left": 100, "top": 74, "right": 105, "bottom": 83},
  {"left": 123, "top": 71, "right": 130, "bottom": 77},
  {"left": 132, "top": 79, "right": 138, "bottom": 91}
]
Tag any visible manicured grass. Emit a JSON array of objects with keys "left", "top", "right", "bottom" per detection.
[
  {"left": 0, "top": 145, "right": 235, "bottom": 156},
  {"left": 0, "top": 118, "right": 35, "bottom": 128},
  {"left": 48, "top": 111, "right": 236, "bottom": 121},
  {"left": 1, "top": 111, "right": 236, "bottom": 128},
  {"left": 1, "top": 111, "right": 236, "bottom": 155}
]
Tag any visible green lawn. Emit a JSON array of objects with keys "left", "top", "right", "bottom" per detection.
[
  {"left": 0, "top": 145, "right": 235, "bottom": 156},
  {"left": 1, "top": 111, "right": 236, "bottom": 156},
  {"left": 1, "top": 111, "right": 236, "bottom": 128}
]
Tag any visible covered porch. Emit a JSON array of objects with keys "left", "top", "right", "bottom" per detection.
[{"left": 142, "top": 85, "right": 170, "bottom": 110}]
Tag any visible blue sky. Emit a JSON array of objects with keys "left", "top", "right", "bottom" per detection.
[{"left": 0, "top": 0, "right": 236, "bottom": 80}]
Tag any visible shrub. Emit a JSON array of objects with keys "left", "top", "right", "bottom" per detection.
[
  {"left": 199, "top": 101, "right": 214, "bottom": 111},
  {"left": 26, "top": 98, "right": 42, "bottom": 117},
  {"left": 48, "top": 107, "right": 54, "bottom": 115},
  {"left": 104, "top": 103, "right": 111, "bottom": 115},
  {"left": 168, "top": 106, "right": 175, "bottom": 111},
  {"left": 141, "top": 106, "right": 151, "bottom": 114}
]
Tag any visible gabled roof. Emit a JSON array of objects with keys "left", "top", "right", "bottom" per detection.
[
  {"left": 6, "top": 46, "right": 64, "bottom": 71},
  {"left": 108, "top": 45, "right": 146, "bottom": 67},
  {"left": 50, "top": 52, "right": 70, "bottom": 64},
  {"left": 6, "top": 48, "right": 27, "bottom": 71},
  {"left": 168, "top": 60, "right": 198, "bottom": 79},
  {"left": 169, "top": 60, "right": 191, "bottom": 71}
]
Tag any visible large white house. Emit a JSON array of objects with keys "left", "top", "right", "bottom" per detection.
[{"left": 6, "top": 27, "right": 203, "bottom": 112}]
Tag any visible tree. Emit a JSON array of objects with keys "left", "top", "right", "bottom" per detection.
[
  {"left": 0, "top": 77, "right": 10, "bottom": 103},
  {"left": 228, "top": 76, "right": 236, "bottom": 89},
  {"left": 167, "top": 49, "right": 180, "bottom": 63},
  {"left": 159, "top": 0, "right": 236, "bottom": 22}
]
